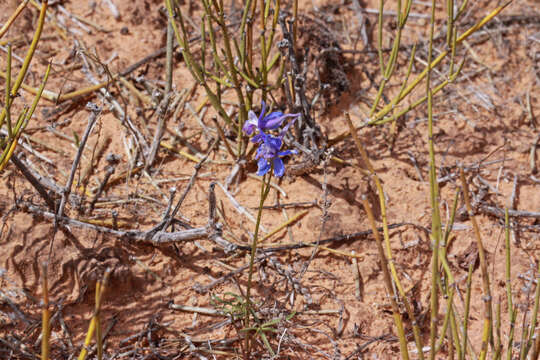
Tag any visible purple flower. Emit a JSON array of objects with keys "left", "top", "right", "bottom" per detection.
[
  {"left": 243, "top": 101, "right": 299, "bottom": 177},
  {"left": 255, "top": 132, "right": 297, "bottom": 177},
  {"left": 242, "top": 101, "right": 299, "bottom": 138}
]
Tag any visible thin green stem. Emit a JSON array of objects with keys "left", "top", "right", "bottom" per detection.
[
  {"left": 165, "top": 0, "right": 232, "bottom": 127},
  {"left": 435, "top": 275, "right": 454, "bottom": 353},
  {"left": 447, "top": 0, "right": 454, "bottom": 48},
  {"left": 1, "top": 63, "right": 50, "bottom": 171},
  {"left": 426, "top": 0, "right": 442, "bottom": 357},
  {"left": 449, "top": 303, "right": 463, "bottom": 359},
  {"left": 506, "top": 305, "right": 517, "bottom": 360},
  {"left": 505, "top": 209, "right": 513, "bottom": 318},
  {"left": 0, "top": 0, "right": 48, "bottom": 127},
  {"left": 369, "top": 0, "right": 412, "bottom": 116},
  {"left": 245, "top": 171, "right": 272, "bottom": 353},
  {"left": 4, "top": 43, "right": 12, "bottom": 138},
  {"left": 238, "top": 0, "right": 253, "bottom": 68},
  {"left": 377, "top": 0, "right": 384, "bottom": 77},
  {"left": 494, "top": 302, "right": 502, "bottom": 359},
  {"left": 524, "top": 261, "right": 540, "bottom": 357},
  {"left": 208, "top": 0, "right": 246, "bottom": 156},
  {"left": 460, "top": 264, "right": 473, "bottom": 360}
]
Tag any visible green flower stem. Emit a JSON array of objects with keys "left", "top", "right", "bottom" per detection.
[{"left": 244, "top": 171, "right": 272, "bottom": 352}]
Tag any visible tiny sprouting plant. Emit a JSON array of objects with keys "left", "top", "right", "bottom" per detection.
[
  {"left": 241, "top": 311, "right": 297, "bottom": 357},
  {"left": 211, "top": 292, "right": 249, "bottom": 320}
]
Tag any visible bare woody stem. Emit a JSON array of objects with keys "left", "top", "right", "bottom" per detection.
[
  {"left": 10, "top": 154, "right": 56, "bottom": 210},
  {"left": 57, "top": 104, "right": 100, "bottom": 221}
]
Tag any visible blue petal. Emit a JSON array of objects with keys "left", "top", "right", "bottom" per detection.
[
  {"left": 273, "top": 157, "right": 285, "bottom": 177},
  {"left": 264, "top": 134, "right": 282, "bottom": 152},
  {"left": 256, "top": 142, "right": 275, "bottom": 159},
  {"left": 257, "top": 158, "right": 271, "bottom": 176},
  {"left": 251, "top": 133, "right": 264, "bottom": 144},
  {"left": 255, "top": 144, "right": 264, "bottom": 159},
  {"left": 278, "top": 149, "right": 298, "bottom": 157}
]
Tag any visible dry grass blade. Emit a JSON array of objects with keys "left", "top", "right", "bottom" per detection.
[
  {"left": 360, "top": 195, "right": 409, "bottom": 360},
  {"left": 346, "top": 113, "right": 425, "bottom": 358}
]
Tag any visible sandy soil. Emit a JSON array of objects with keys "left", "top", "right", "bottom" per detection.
[{"left": 0, "top": 0, "right": 539, "bottom": 359}]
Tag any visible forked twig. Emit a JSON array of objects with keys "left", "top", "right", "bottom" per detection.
[{"left": 56, "top": 104, "right": 100, "bottom": 221}]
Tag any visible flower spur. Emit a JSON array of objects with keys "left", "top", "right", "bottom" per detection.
[{"left": 242, "top": 100, "right": 299, "bottom": 139}]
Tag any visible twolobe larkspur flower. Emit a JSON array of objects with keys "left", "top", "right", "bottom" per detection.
[{"left": 243, "top": 102, "right": 299, "bottom": 177}]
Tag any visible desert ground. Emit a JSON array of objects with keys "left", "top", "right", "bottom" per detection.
[{"left": 0, "top": 0, "right": 539, "bottom": 359}]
